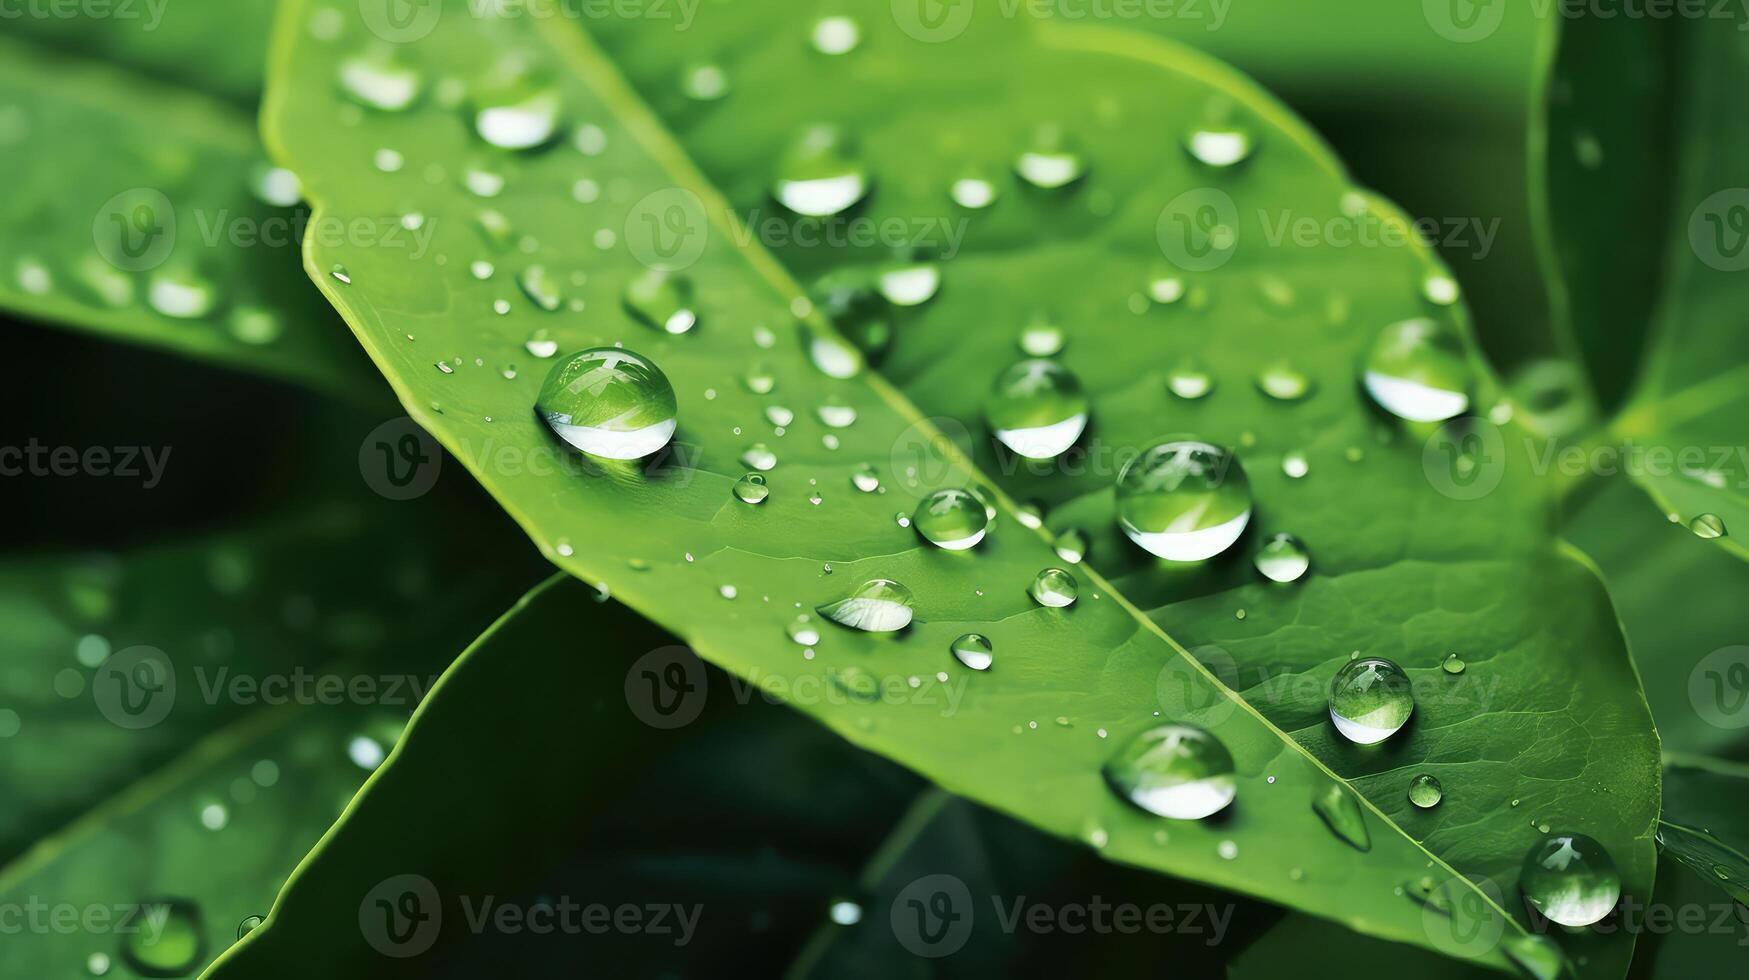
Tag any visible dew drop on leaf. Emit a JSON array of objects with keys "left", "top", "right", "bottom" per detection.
[
  {"left": 1255, "top": 361, "right": 1313, "bottom": 401},
  {"left": 1101, "top": 723, "right": 1236, "bottom": 819},
  {"left": 1408, "top": 774, "right": 1444, "bottom": 809},
  {"left": 1029, "top": 567, "right": 1078, "bottom": 608},
  {"left": 624, "top": 269, "right": 698, "bottom": 335},
  {"left": 1441, "top": 652, "right": 1466, "bottom": 674},
  {"left": 535, "top": 347, "right": 678, "bottom": 460},
  {"left": 337, "top": 51, "right": 423, "bottom": 111},
  {"left": 1311, "top": 780, "right": 1371, "bottom": 852},
  {"left": 1519, "top": 833, "right": 1621, "bottom": 927},
  {"left": 1018, "top": 320, "right": 1065, "bottom": 357},
  {"left": 817, "top": 579, "right": 914, "bottom": 632},
  {"left": 913, "top": 489, "right": 990, "bottom": 550},
  {"left": 950, "top": 632, "right": 994, "bottom": 671},
  {"left": 146, "top": 267, "right": 218, "bottom": 320},
  {"left": 1363, "top": 318, "right": 1472, "bottom": 422},
  {"left": 1116, "top": 440, "right": 1251, "bottom": 561},
  {"left": 733, "top": 473, "right": 769, "bottom": 504},
  {"left": 472, "top": 76, "right": 562, "bottom": 150},
  {"left": 985, "top": 359, "right": 1089, "bottom": 460},
  {"left": 772, "top": 125, "right": 869, "bottom": 217},
  {"left": 1690, "top": 513, "right": 1727, "bottom": 539},
  {"left": 1327, "top": 657, "right": 1414, "bottom": 745},
  {"left": 1254, "top": 533, "right": 1310, "bottom": 583},
  {"left": 1014, "top": 124, "right": 1086, "bottom": 189},
  {"left": 1185, "top": 126, "right": 1253, "bottom": 168},
  {"left": 118, "top": 899, "right": 203, "bottom": 978}
]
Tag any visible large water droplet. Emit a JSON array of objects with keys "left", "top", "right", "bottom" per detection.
[
  {"left": 1116, "top": 440, "right": 1251, "bottom": 561},
  {"left": 817, "top": 579, "right": 915, "bottom": 632},
  {"left": 1408, "top": 774, "right": 1443, "bottom": 808},
  {"left": 1311, "top": 781, "right": 1371, "bottom": 851},
  {"left": 1690, "top": 513, "right": 1727, "bottom": 540},
  {"left": 119, "top": 899, "right": 203, "bottom": 978},
  {"left": 1327, "top": 657, "right": 1414, "bottom": 744},
  {"left": 913, "top": 489, "right": 990, "bottom": 550},
  {"left": 1363, "top": 319, "right": 1472, "bottom": 422},
  {"left": 1029, "top": 568, "right": 1078, "bottom": 608},
  {"left": 1014, "top": 125, "right": 1085, "bottom": 189},
  {"left": 536, "top": 347, "right": 677, "bottom": 460},
  {"left": 473, "top": 77, "right": 561, "bottom": 150},
  {"left": 338, "top": 50, "right": 422, "bottom": 111},
  {"left": 1102, "top": 723, "right": 1236, "bottom": 819},
  {"left": 773, "top": 126, "right": 869, "bottom": 217},
  {"left": 733, "top": 473, "right": 769, "bottom": 504},
  {"left": 951, "top": 633, "right": 994, "bottom": 671},
  {"left": 1254, "top": 533, "right": 1309, "bottom": 583},
  {"left": 624, "top": 269, "right": 698, "bottom": 334},
  {"left": 985, "top": 359, "right": 1088, "bottom": 459},
  {"left": 1520, "top": 833, "right": 1621, "bottom": 927}
]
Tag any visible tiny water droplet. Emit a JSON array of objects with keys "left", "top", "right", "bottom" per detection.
[
  {"left": 1015, "top": 502, "right": 1044, "bottom": 529},
  {"left": 624, "top": 269, "right": 698, "bottom": 334},
  {"left": 1149, "top": 274, "right": 1187, "bottom": 305},
  {"left": 817, "top": 579, "right": 915, "bottom": 632},
  {"left": 1116, "top": 440, "right": 1251, "bottom": 561},
  {"left": 1441, "top": 652, "right": 1466, "bottom": 674},
  {"left": 1281, "top": 452, "right": 1309, "bottom": 479},
  {"left": 1363, "top": 319, "right": 1472, "bottom": 422},
  {"left": 517, "top": 264, "right": 564, "bottom": 311},
  {"left": 681, "top": 62, "right": 730, "bottom": 101},
  {"left": 1167, "top": 358, "right": 1215, "bottom": 400},
  {"left": 1408, "top": 774, "right": 1444, "bottom": 808},
  {"left": 535, "top": 347, "right": 677, "bottom": 460},
  {"left": 1502, "top": 933, "right": 1568, "bottom": 980},
  {"left": 1029, "top": 568, "right": 1078, "bottom": 608},
  {"left": 1053, "top": 528, "right": 1088, "bottom": 564},
  {"left": 1255, "top": 362, "right": 1313, "bottom": 401},
  {"left": 809, "top": 334, "right": 865, "bottom": 379},
  {"left": 773, "top": 125, "right": 869, "bottom": 217},
  {"left": 1014, "top": 125, "right": 1085, "bottom": 189},
  {"left": 810, "top": 15, "right": 861, "bottom": 55},
  {"left": 1102, "top": 723, "right": 1236, "bottom": 819},
  {"left": 816, "top": 404, "right": 857, "bottom": 428},
  {"left": 1019, "top": 320, "right": 1065, "bottom": 356},
  {"left": 786, "top": 617, "right": 821, "bottom": 646},
  {"left": 733, "top": 473, "right": 770, "bottom": 504},
  {"left": 913, "top": 489, "right": 990, "bottom": 550},
  {"left": 147, "top": 267, "right": 218, "bottom": 319},
  {"left": 951, "top": 173, "right": 999, "bottom": 209},
  {"left": 951, "top": 633, "right": 994, "bottom": 671},
  {"left": 1185, "top": 127, "right": 1253, "bottom": 168},
  {"left": 1520, "top": 833, "right": 1621, "bottom": 927},
  {"left": 1311, "top": 781, "right": 1372, "bottom": 851},
  {"left": 741, "top": 443, "right": 777, "bottom": 471},
  {"left": 338, "top": 51, "right": 423, "bottom": 111},
  {"left": 986, "top": 359, "right": 1088, "bottom": 460},
  {"left": 473, "top": 77, "right": 561, "bottom": 150},
  {"left": 1328, "top": 657, "right": 1414, "bottom": 744},
  {"left": 877, "top": 262, "right": 940, "bottom": 307},
  {"left": 1254, "top": 533, "right": 1310, "bottom": 583},
  {"left": 525, "top": 331, "right": 558, "bottom": 358},
  {"left": 852, "top": 463, "right": 881, "bottom": 493},
  {"left": 1422, "top": 272, "right": 1460, "bottom": 306}
]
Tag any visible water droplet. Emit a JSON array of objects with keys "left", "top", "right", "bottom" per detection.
[
  {"left": 786, "top": 617, "right": 821, "bottom": 646},
  {"left": 236, "top": 915, "right": 264, "bottom": 940},
  {"left": 810, "top": 15, "right": 861, "bottom": 55},
  {"left": 1520, "top": 833, "right": 1621, "bottom": 927},
  {"left": 535, "top": 347, "right": 678, "bottom": 460},
  {"left": 1053, "top": 528, "right": 1088, "bottom": 564},
  {"left": 681, "top": 62, "right": 729, "bottom": 101},
  {"left": 88, "top": 951, "right": 112, "bottom": 976},
  {"left": 1441, "top": 652, "right": 1466, "bottom": 674},
  {"left": 1422, "top": 272, "right": 1460, "bottom": 306},
  {"left": 525, "top": 332, "right": 558, "bottom": 359},
  {"left": 913, "top": 489, "right": 990, "bottom": 550},
  {"left": 1255, "top": 361, "right": 1313, "bottom": 401},
  {"left": 75, "top": 254, "right": 133, "bottom": 307},
  {"left": 1254, "top": 533, "right": 1309, "bottom": 583},
  {"left": 1115, "top": 440, "right": 1251, "bottom": 561},
  {"left": 809, "top": 334, "right": 865, "bottom": 378},
  {"left": 733, "top": 473, "right": 770, "bottom": 504},
  {"left": 765, "top": 405, "right": 796, "bottom": 427},
  {"left": 147, "top": 267, "right": 218, "bottom": 319},
  {"left": 1281, "top": 452, "right": 1309, "bottom": 479},
  {"left": 950, "top": 633, "right": 994, "bottom": 670},
  {"left": 830, "top": 665, "right": 882, "bottom": 701},
  {"left": 119, "top": 899, "right": 203, "bottom": 978},
  {"left": 373, "top": 147, "right": 404, "bottom": 172},
  {"left": 816, "top": 404, "right": 857, "bottom": 428},
  {"left": 517, "top": 264, "right": 564, "bottom": 312},
  {"left": 1149, "top": 274, "right": 1186, "bottom": 305},
  {"left": 473, "top": 77, "right": 562, "bottom": 150},
  {"left": 1408, "top": 774, "right": 1443, "bottom": 808},
  {"left": 852, "top": 463, "right": 881, "bottom": 493},
  {"left": 951, "top": 174, "right": 999, "bottom": 209},
  {"left": 1102, "top": 723, "right": 1236, "bottom": 819},
  {"left": 1502, "top": 933, "right": 1568, "bottom": 980},
  {"left": 1311, "top": 781, "right": 1371, "bottom": 851},
  {"left": 817, "top": 579, "right": 915, "bottom": 632},
  {"left": 338, "top": 51, "right": 423, "bottom": 111},
  {"left": 228, "top": 306, "right": 283, "bottom": 346},
  {"left": 877, "top": 262, "right": 940, "bottom": 307},
  {"left": 742, "top": 443, "right": 777, "bottom": 471},
  {"left": 985, "top": 359, "right": 1089, "bottom": 459},
  {"left": 1690, "top": 513, "right": 1727, "bottom": 539},
  {"left": 1327, "top": 657, "right": 1414, "bottom": 744},
  {"left": 773, "top": 125, "right": 869, "bottom": 217},
  {"left": 1167, "top": 358, "right": 1215, "bottom": 400},
  {"left": 249, "top": 163, "right": 303, "bottom": 207},
  {"left": 1019, "top": 320, "right": 1065, "bottom": 356},
  {"left": 1015, "top": 503, "right": 1044, "bottom": 529},
  {"left": 1185, "top": 127, "right": 1253, "bottom": 168},
  {"left": 1014, "top": 125, "right": 1085, "bottom": 189},
  {"left": 1029, "top": 568, "right": 1078, "bottom": 608},
  {"left": 1363, "top": 319, "right": 1472, "bottom": 422},
  {"left": 1217, "top": 840, "right": 1239, "bottom": 860},
  {"left": 828, "top": 899, "right": 862, "bottom": 925},
  {"left": 623, "top": 269, "right": 698, "bottom": 334},
  {"left": 463, "top": 164, "right": 506, "bottom": 198}
]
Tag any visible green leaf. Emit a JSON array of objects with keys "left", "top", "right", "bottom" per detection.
[
  {"left": 1657, "top": 753, "right": 1749, "bottom": 907},
  {"left": 1606, "top": 13, "right": 1749, "bottom": 557},
  {"left": 0, "top": 32, "right": 376, "bottom": 396},
  {"left": 594, "top": 6, "right": 1659, "bottom": 975},
  {"left": 249, "top": 0, "right": 1582, "bottom": 969}
]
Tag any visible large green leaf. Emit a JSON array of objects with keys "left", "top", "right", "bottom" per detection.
[
  {"left": 0, "top": 32, "right": 376, "bottom": 396},
  {"left": 243, "top": 0, "right": 1622, "bottom": 969},
  {"left": 593, "top": 5, "right": 1658, "bottom": 975},
  {"left": 1606, "top": 12, "right": 1749, "bottom": 560}
]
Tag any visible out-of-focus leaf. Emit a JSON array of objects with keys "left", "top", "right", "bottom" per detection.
[
  {"left": 0, "top": 33, "right": 376, "bottom": 396},
  {"left": 1657, "top": 753, "right": 1749, "bottom": 907}
]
